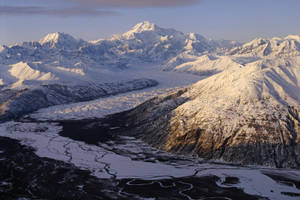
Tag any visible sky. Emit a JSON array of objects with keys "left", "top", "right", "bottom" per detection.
[{"left": 1, "top": 0, "right": 300, "bottom": 45}]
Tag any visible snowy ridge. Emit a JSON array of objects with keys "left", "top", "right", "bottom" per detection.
[
  {"left": 124, "top": 54, "right": 300, "bottom": 168},
  {"left": 163, "top": 35, "right": 300, "bottom": 76},
  {"left": 229, "top": 35, "right": 300, "bottom": 57},
  {"left": 164, "top": 54, "right": 242, "bottom": 76},
  {"left": 9, "top": 62, "right": 57, "bottom": 85}
]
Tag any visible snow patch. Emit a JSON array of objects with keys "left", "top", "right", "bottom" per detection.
[
  {"left": 56, "top": 66, "right": 85, "bottom": 76},
  {"left": 9, "top": 62, "right": 57, "bottom": 83}
]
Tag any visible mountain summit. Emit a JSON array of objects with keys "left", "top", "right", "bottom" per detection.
[
  {"left": 128, "top": 21, "right": 158, "bottom": 33},
  {"left": 39, "top": 32, "right": 81, "bottom": 49},
  {"left": 121, "top": 21, "right": 181, "bottom": 39}
]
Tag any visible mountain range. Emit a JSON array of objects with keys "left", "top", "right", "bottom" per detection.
[{"left": 1, "top": 21, "right": 300, "bottom": 168}]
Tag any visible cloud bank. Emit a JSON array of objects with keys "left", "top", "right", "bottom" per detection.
[
  {"left": 0, "top": 0, "right": 200, "bottom": 17},
  {"left": 66, "top": 0, "right": 200, "bottom": 8},
  {"left": 0, "top": 6, "right": 117, "bottom": 17}
]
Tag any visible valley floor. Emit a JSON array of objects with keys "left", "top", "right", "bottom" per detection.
[{"left": 0, "top": 120, "right": 300, "bottom": 200}]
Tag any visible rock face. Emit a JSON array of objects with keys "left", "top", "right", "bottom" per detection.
[{"left": 124, "top": 56, "right": 300, "bottom": 168}]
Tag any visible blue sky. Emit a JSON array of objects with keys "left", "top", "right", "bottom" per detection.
[{"left": 1, "top": 0, "right": 300, "bottom": 45}]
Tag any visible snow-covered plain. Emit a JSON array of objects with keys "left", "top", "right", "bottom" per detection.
[{"left": 0, "top": 121, "right": 299, "bottom": 200}]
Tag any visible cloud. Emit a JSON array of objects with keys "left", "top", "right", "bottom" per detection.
[
  {"left": 0, "top": 6, "right": 117, "bottom": 17},
  {"left": 66, "top": 0, "right": 200, "bottom": 8},
  {"left": 0, "top": 0, "right": 200, "bottom": 17}
]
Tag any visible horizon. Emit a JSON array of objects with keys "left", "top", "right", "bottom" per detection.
[
  {"left": 2, "top": 20, "right": 300, "bottom": 46},
  {"left": 1, "top": 0, "right": 300, "bottom": 45}
]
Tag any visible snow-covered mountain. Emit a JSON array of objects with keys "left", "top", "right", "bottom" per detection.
[
  {"left": 229, "top": 35, "right": 300, "bottom": 57},
  {"left": 0, "top": 21, "right": 238, "bottom": 87},
  {"left": 1, "top": 21, "right": 300, "bottom": 169},
  {"left": 89, "top": 21, "right": 238, "bottom": 63},
  {"left": 123, "top": 44, "right": 300, "bottom": 168},
  {"left": 0, "top": 21, "right": 238, "bottom": 121},
  {"left": 164, "top": 34, "right": 300, "bottom": 77},
  {"left": 39, "top": 32, "right": 86, "bottom": 50}
]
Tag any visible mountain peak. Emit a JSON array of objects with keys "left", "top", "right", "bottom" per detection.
[
  {"left": 39, "top": 32, "right": 78, "bottom": 48},
  {"left": 121, "top": 21, "right": 159, "bottom": 39},
  {"left": 120, "top": 21, "right": 185, "bottom": 41},
  {"left": 131, "top": 21, "right": 157, "bottom": 32}
]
